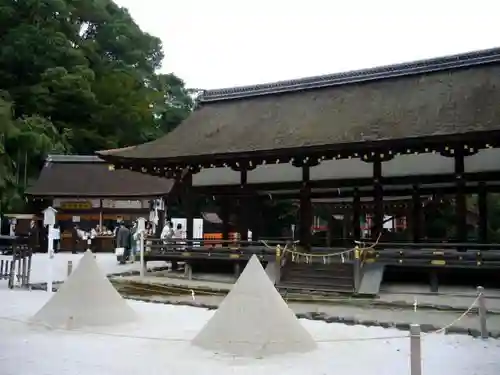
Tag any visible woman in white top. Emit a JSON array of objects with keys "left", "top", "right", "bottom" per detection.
[{"left": 52, "top": 224, "right": 60, "bottom": 253}]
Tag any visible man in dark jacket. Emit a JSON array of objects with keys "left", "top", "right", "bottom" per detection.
[{"left": 116, "top": 222, "right": 132, "bottom": 264}]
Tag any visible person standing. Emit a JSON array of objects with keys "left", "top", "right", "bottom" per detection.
[
  {"left": 71, "top": 225, "right": 80, "bottom": 254},
  {"left": 9, "top": 219, "right": 16, "bottom": 236},
  {"left": 130, "top": 221, "right": 139, "bottom": 262},
  {"left": 173, "top": 223, "right": 184, "bottom": 240},
  {"left": 52, "top": 224, "right": 60, "bottom": 253},
  {"left": 160, "top": 220, "right": 174, "bottom": 242},
  {"left": 171, "top": 223, "right": 185, "bottom": 271},
  {"left": 116, "top": 221, "right": 132, "bottom": 265},
  {"left": 28, "top": 220, "right": 39, "bottom": 253}
]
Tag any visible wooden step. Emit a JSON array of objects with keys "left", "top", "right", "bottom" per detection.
[
  {"left": 285, "top": 268, "right": 353, "bottom": 276},
  {"left": 281, "top": 273, "right": 354, "bottom": 285},
  {"left": 278, "top": 281, "right": 354, "bottom": 293},
  {"left": 280, "top": 262, "right": 355, "bottom": 294},
  {"left": 284, "top": 269, "right": 353, "bottom": 278},
  {"left": 281, "top": 275, "right": 353, "bottom": 285}
]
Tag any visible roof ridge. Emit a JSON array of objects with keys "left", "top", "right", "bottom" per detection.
[
  {"left": 46, "top": 154, "right": 104, "bottom": 163},
  {"left": 200, "top": 47, "right": 500, "bottom": 102}
]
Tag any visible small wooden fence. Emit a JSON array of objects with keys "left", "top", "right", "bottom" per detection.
[{"left": 0, "top": 236, "right": 32, "bottom": 289}]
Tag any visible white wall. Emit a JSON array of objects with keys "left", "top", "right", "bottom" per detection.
[
  {"left": 465, "top": 148, "right": 500, "bottom": 173},
  {"left": 191, "top": 149, "right": 500, "bottom": 187},
  {"left": 248, "top": 164, "right": 302, "bottom": 183},
  {"left": 192, "top": 167, "right": 240, "bottom": 186},
  {"left": 310, "top": 159, "right": 372, "bottom": 180},
  {"left": 382, "top": 153, "right": 454, "bottom": 177}
]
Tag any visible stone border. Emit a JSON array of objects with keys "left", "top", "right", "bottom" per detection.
[
  {"left": 111, "top": 278, "right": 230, "bottom": 293},
  {"left": 285, "top": 296, "right": 500, "bottom": 315},
  {"left": 125, "top": 295, "right": 500, "bottom": 339},
  {"left": 33, "top": 275, "right": 500, "bottom": 316},
  {"left": 111, "top": 278, "right": 500, "bottom": 315},
  {"left": 29, "top": 266, "right": 171, "bottom": 292},
  {"left": 107, "top": 266, "right": 171, "bottom": 278}
]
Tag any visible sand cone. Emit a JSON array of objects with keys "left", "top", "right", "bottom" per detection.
[
  {"left": 32, "top": 250, "right": 137, "bottom": 329},
  {"left": 192, "top": 255, "right": 317, "bottom": 357}
]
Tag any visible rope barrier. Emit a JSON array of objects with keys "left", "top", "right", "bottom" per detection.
[
  {"left": 116, "top": 281, "right": 224, "bottom": 297},
  {"left": 422, "top": 293, "right": 481, "bottom": 336},
  {"left": 0, "top": 292, "right": 483, "bottom": 343},
  {"left": 0, "top": 315, "right": 409, "bottom": 342},
  {"left": 270, "top": 234, "right": 381, "bottom": 262}
]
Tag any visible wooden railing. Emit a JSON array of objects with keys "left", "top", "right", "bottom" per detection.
[
  {"left": 0, "top": 235, "right": 33, "bottom": 289},
  {"left": 363, "top": 241, "right": 500, "bottom": 251},
  {"left": 146, "top": 238, "right": 284, "bottom": 252}
]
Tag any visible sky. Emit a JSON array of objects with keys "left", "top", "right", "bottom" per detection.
[{"left": 114, "top": 0, "right": 499, "bottom": 90}]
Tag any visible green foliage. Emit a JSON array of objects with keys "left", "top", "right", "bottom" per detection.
[{"left": 0, "top": 0, "right": 193, "bottom": 211}]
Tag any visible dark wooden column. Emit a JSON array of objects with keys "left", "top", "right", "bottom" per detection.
[
  {"left": 454, "top": 149, "right": 467, "bottom": 244},
  {"left": 184, "top": 174, "right": 194, "bottom": 240},
  {"left": 220, "top": 196, "right": 230, "bottom": 241},
  {"left": 372, "top": 156, "right": 384, "bottom": 239},
  {"left": 237, "top": 169, "right": 249, "bottom": 241},
  {"left": 411, "top": 184, "right": 421, "bottom": 243},
  {"left": 155, "top": 202, "right": 166, "bottom": 238},
  {"left": 248, "top": 195, "right": 261, "bottom": 241},
  {"left": 478, "top": 182, "right": 488, "bottom": 244},
  {"left": 299, "top": 164, "right": 312, "bottom": 249},
  {"left": 352, "top": 187, "right": 361, "bottom": 240}
]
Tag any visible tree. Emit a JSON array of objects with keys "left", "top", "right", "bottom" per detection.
[
  {"left": 0, "top": 0, "right": 193, "bottom": 211},
  {"left": 0, "top": 97, "right": 17, "bottom": 212},
  {"left": 151, "top": 73, "right": 196, "bottom": 135}
]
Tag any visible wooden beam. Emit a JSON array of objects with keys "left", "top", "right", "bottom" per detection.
[
  {"left": 373, "top": 157, "right": 384, "bottom": 239},
  {"left": 183, "top": 174, "right": 194, "bottom": 240},
  {"left": 412, "top": 185, "right": 421, "bottom": 243},
  {"left": 299, "top": 165, "right": 312, "bottom": 249},
  {"left": 478, "top": 182, "right": 488, "bottom": 243},
  {"left": 352, "top": 187, "right": 361, "bottom": 240},
  {"left": 220, "top": 197, "right": 230, "bottom": 241},
  {"left": 237, "top": 168, "right": 249, "bottom": 241},
  {"left": 455, "top": 149, "right": 467, "bottom": 244}
]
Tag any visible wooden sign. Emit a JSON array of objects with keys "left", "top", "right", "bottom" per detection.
[
  {"left": 101, "top": 199, "right": 142, "bottom": 209},
  {"left": 60, "top": 201, "right": 92, "bottom": 210}
]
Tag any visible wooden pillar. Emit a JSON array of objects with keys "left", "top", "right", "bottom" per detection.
[
  {"left": 373, "top": 157, "right": 384, "bottom": 239},
  {"left": 248, "top": 196, "right": 260, "bottom": 241},
  {"left": 184, "top": 175, "right": 194, "bottom": 240},
  {"left": 326, "top": 213, "right": 333, "bottom": 247},
  {"left": 455, "top": 149, "right": 467, "bottom": 244},
  {"left": 299, "top": 165, "right": 312, "bottom": 249},
  {"left": 220, "top": 197, "right": 230, "bottom": 241},
  {"left": 352, "top": 188, "right": 361, "bottom": 240},
  {"left": 478, "top": 182, "right": 488, "bottom": 244},
  {"left": 155, "top": 208, "right": 165, "bottom": 238},
  {"left": 237, "top": 170, "right": 249, "bottom": 241},
  {"left": 412, "top": 184, "right": 421, "bottom": 243},
  {"left": 237, "top": 200, "right": 249, "bottom": 241}
]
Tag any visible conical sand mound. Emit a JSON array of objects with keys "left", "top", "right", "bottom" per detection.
[
  {"left": 32, "top": 250, "right": 137, "bottom": 329},
  {"left": 192, "top": 255, "right": 317, "bottom": 357}
]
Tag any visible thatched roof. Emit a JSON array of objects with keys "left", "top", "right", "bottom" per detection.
[
  {"left": 97, "top": 47, "right": 500, "bottom": 163},
  {"left": 25, "top": 155, "right": 174, "bottom": 197}
]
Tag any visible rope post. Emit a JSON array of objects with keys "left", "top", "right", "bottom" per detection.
[
  {"left": 410, "top": 324, "right": 422, "bottom": 375},
  {"left": 139, "top": 230, "right": 146, "bottom": 277},
  {"left": 67, "top": 260, "right": 73, "bottom": 277},
  {"left": 477, "top": 286, "right": 488, "bottom": 339},
  {"left": 353, "top": 246, "right": 361, "bottom": 293},
  {"left": 275, "top": 245, "right": 281, "bottom": 262},
  {"left": 184, "top": 263, "right": 193, "bottom": 280},
  {"left": 8, "top": 258, "right": 16, "bottom": 289},
  {"left": 274, "top": 245, "right": 282, "bottom": 283}
]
